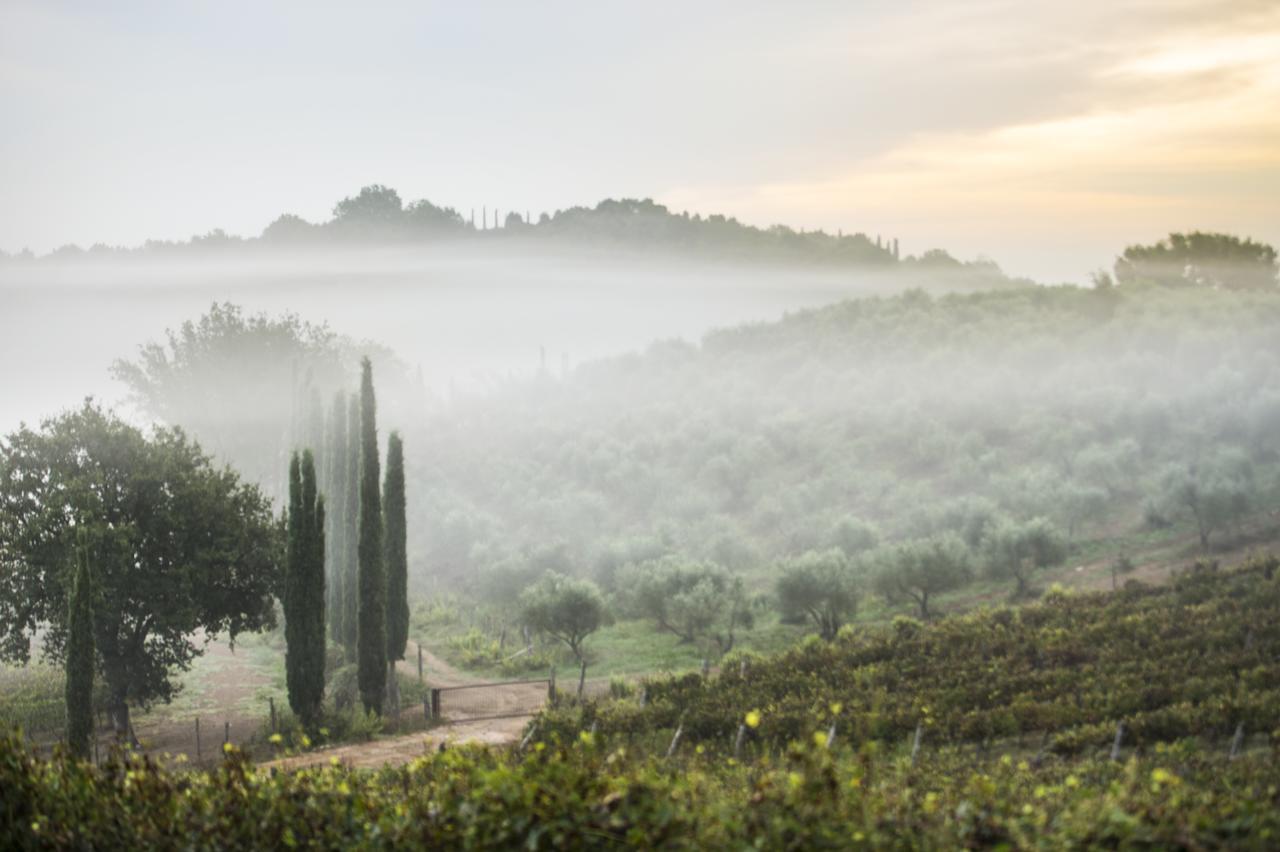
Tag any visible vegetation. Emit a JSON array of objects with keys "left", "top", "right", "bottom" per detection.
[
  {"left": 518, "top": 573, "right": 606, "bottom": 664},
  {"left": 325, "top": 391, "right": 349, "bottom": 647},
  {"left": 415, "top": 284, "right": 1280, "bottom": 637},
  {"left": 0, "top": 402, "right": 280, "bottom": 740},
  {"left": 1115, "top": 231, "right": 1279, "bottom": 290},
  {"left": 284, "top": 451, "right": 326, "bottom": 728},
  {"left": 383, "top": 432, "right": 409, "bottom": 664},
  {"left": 4, "top": 727, "right": 1279, "bottom": 848},
  {"left": 775, "top": 549, "right": 859, "bottom": 640},
  {"left": 63, "top": 541, "right": 94, "bottom": 760},
  {"left": 356, "top": 359, "right": 386, "bottom": 714},
  {"left": 538, "top": 555, "right": 1280, "bottom": 756}
]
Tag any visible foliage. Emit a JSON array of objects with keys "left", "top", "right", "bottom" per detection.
[
  {"left": 981, "top": 516, "right": 1067, "bottom": 599},
  {"left": 284, "top": 451, "right": 326, "bottom": 727},
  {"left": 342, "top": 395, "right": 360, "bottom": 657},
  {"left": 4, "top": 730, "right": 1280, "bottom": 849},
  {"left": 774, "top": 549, "right": 859, "bottom": 640},
  {"left": 0, "top": 402, "right": 280, "bottom": 738},
  {"left": 1159, "top": 450, "right": 1256, "bottom": 552},
  {"left": 519, "top": 572, "right": 605, "bottom": 663},
  {"left": 325, "top": 391, "right": 349, "bottom": 647},
  {"left": 870, "top": 534, "right": 971, "bottom": 620},
  {"left": 383, "top": 432, "right": 409, "bottom": 662},
  {"left": 615, "top": 558, "right": 753, "bottom": 654},
  {"left": 64, "top": 541, "right": 94, "bottom": 760},
  {"left": 1116, "top": 231, "right": 1278, "bottom": 290},
  {"left": 356, "top": 359, "right": 386, "bottom": 714},
  {"left": 109, "top": 303, "right": 348, "bottom": 499},
  {"left": 544, "top": 555, "right": 1280, "bottom": 755},
  {"left": 414, "top": 285, "right": 1280, "bottom": 619}
]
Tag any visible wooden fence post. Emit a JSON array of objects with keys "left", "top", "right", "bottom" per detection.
[
  {"left": 430, "top": 688, "right": 441, "bottom": 720},
  {"left": 910, "top": 723, "right": 923, "bottom": 767},
  {"left": 269, "top": 697, "right": 277, "bottom": 734},
  {"left": 549, "top": 668, "right": 557, "bottom": 705},
  {"left": 418, "top": 645, "right": 424, "bottom": 682},
  {"left": 1110, "top": 721, "right": 1125, "bottom": 761},
  {"left": 224, "top": 721, "right": 230, "bottom": 747},
  {"left": 666, "top": 715, "right": 685, "bottom": 758},
  {"left": 825, "top": 721, "right": 837, "bottom": 750},
  {"left": 1230, "top": 722, "right": 1245, "bottom": 759}
]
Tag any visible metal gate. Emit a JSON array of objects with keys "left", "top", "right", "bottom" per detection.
[{"left": 430, "top": 678, "right": 551, "bottom": 723}]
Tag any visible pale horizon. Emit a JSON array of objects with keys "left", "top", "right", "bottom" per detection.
[{"left": 3, "top": 1, "right": 1278, "bottom": 283}]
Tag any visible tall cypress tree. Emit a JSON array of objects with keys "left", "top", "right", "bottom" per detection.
[
  {"left": 326, "top": 391, "right": 348, "bottom": 646},
  {"left": 285, "top": 451, "right": 326, "bottom": 726},
  {"left": 65, "top": 536, "right": 95, "bottom": 761},
  {"left": 342, "top": 395, "right": 360, "bottom": 658},
  {"left": 384, "top": 431, "right": 409, "bottom": 662},
  {"left": 356, "top": 358, "right": 386, "bottom": 714}
]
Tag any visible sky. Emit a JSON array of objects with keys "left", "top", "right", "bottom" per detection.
[{"left": 1, "top": 0, "right": 1278, "bottom": 282}]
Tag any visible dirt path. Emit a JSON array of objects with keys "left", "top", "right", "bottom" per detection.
[
  {"left": 266, "top": 640, "right": 538, "bottom": 771},
  {"left": 263, "top": 715, "right": 530, "bottom": 771}
]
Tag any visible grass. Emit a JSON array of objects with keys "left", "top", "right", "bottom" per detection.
[{"left": 410, "top": 497, "right": 1280, "bottom": 684}]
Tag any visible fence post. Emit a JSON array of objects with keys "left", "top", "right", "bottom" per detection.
[
  {"left": 430, "top": 688, "right": 441, "bottom": 720},
  {"left": 666, "top": 715, "right": 685, "bottom": 758},
  {"left": 418, "top": 646, "right": 424, "bottom": 682},
  {"left": 1110, "top": 721, "right": 1125, "bottom": 761},
  {"left": 269, "top": 697, "right": 277, "bottom": 734},
  {"left": 549, "top": 668, "right": 557, "bottom": 706},
  {"left": 195, "top": 717, "right": 201, "bottom": 760},
  {"left": 224, "top": 721, "right": 230, "bottom": 747},
  {"left": 577, "top": 660, "right": 587, "bottom": 700},
  {"left": 910, "top": 723, "right": 923, "bottom": 767},
  {"left": 1230, "top": 722, "right": 1245, "bottom": 759},
  {"left": 734, "top": 723, "right": 746, "bottom": 759},
  {"left": 825, "top": 721, "right": 837, "bottom": 750}
]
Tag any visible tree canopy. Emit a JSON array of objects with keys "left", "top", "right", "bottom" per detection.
[
  {"left": 1115, "top": 232, "right": 1278, "bottom": 290},
  {"left": 0, "top": 402, "right": 280, "bottom": 737},
  {"left": 518, "top": 572, "right": 605, "bottom": 663},
  {"left": 775, "top": 549, "right": 860, "bottom": 641}
]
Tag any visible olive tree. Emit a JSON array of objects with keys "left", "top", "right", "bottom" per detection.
[
  {"left": 872, "top": 534, "right": 971, "bottom": 621},
  {"left": 775, "top": 549, "right": 860, "bottom": 641},
  {"left": 519, "top": 572, "right": 605, "bottom": 663}
]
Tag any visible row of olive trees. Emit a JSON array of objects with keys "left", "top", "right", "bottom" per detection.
[{"left": 513, "top": 451, "right": 1261, "bottom": 661}]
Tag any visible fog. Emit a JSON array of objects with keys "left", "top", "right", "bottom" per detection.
[{"left": 0, "top": 245, "right": 993, "bottom": 435}]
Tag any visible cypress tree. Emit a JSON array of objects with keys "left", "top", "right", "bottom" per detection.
[
  {"left": 65, "top": 536, "right": 95, "bottom": 761},
  {"left": 326, "top": 392, "right": 348, "bottom": 645},
  {"left": 384, "top": 431, "right": 409, "bottom": 662},
  {"left": 356, "top": 358, "right": 386, "bottom": 714},
  {"left": 342, "top": 394, "right": 360, "bottom": 657},
  {"left": 285, "top": 451, "right": 326, "bottom": 726}
]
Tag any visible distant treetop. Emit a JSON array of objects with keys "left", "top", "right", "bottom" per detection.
[{"left": 1115, "top": 232, "right": 1278, "bottom": 290}]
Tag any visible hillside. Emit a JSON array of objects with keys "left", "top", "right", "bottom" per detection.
[
  {"left": 411, "top": 284, "right": 1280, "bottom": 609},
  {"left": 542, "top": 554, "right": 1280, "bottom": 754}
]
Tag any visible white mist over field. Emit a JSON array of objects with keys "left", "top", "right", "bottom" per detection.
[{"left": 0, "top": 248, "right": 933, "bottom": 434}]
